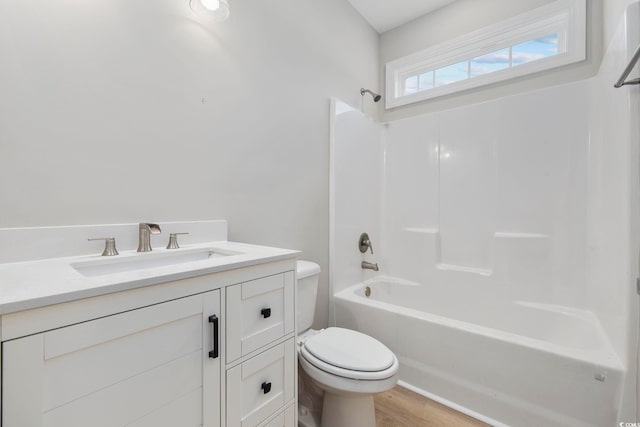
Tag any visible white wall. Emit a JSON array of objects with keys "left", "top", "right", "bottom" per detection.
[
  {"left": 604, "top": 0, "right": 639, "bottom": 46},
  {"left": 0, "top": 0, "right": 379, "bottom": 328},
  {"left": 379, "top": 0, "right": 603, "bottom": 121}
]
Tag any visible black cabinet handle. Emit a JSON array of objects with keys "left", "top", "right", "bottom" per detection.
[
  {"left": 261, "top": 308, "right": 271, "bottom": 319},
  {"left": 261, "top": 381, "right": 272, "bottom": 394},
  {"left": 208, "top": 315, "right": 219, "bottom": 359}
]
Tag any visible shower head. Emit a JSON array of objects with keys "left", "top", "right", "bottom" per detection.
[{"left": 360, "top": 88, "right": 382, "bottom": 103}]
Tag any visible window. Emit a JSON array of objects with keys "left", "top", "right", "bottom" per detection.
[{"left": 385, "top": 0, "right": 586, "bottom": 108}]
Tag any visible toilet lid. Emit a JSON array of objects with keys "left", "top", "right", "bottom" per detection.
[{"left": 302, "top": 327, "right": 395, "bottom": 372}]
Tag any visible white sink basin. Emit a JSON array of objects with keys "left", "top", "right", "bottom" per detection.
[{"left": 71, "top": 247, "right": 241, "bottom": 277}]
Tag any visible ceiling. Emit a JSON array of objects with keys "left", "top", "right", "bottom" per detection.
[{"left": 347, "top": 0, "right": 457, "bottom": 33}]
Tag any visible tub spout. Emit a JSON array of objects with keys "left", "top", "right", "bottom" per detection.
[{"left": 362, "top": 261, "right": 379, "bottom": 271}]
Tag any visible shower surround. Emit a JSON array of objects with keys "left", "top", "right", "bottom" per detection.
[{"left": 330, "top": 3, "right": 640, "bottom": 425}]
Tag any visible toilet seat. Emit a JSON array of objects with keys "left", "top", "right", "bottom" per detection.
[{"left": 300, "top": 327, "right": 398, "bottom": 380}]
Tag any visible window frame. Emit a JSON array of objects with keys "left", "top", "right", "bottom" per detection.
[{"left": 384, "top": 0, "right": 586, "bottom": 109}]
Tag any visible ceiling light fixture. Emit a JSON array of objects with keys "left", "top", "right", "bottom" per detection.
[{"left": 190, "top": 0, "right": 230, "bottom": 21}]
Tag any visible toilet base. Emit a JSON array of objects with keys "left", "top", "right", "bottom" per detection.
[{"left": 320, "top": 392, "right": 376, "bottom": 427}]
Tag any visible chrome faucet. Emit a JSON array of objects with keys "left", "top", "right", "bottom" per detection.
[
  {"left": 361, "top": 261, "right": 379, "bottom": 271},
  {"left": 137, "top": 223, "right": 161, "bottom": 252}
]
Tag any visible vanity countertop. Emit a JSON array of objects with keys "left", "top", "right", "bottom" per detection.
[{"left": 0, "top": 241, "right": 299, "bottom": 315}]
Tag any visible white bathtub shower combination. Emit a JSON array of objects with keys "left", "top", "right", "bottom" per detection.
[
  {"left": 335, "top": 276, "right": 622, "bottom": 426},
  {"left": 329, "top": 3, "right": 640, "bottom": 425}
]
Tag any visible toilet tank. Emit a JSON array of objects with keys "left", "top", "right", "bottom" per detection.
[{"left": 296, "top": 260, "right": 321, "bottom": 333}]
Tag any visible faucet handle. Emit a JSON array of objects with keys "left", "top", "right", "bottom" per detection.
[
  {"left": 358, "top": 233, "right": 374, "bottom": 254},
  {"left": 88, "top": 237, "right": 119, "bottom": 256},
  {"left": 166, "top": 232, "right": 189, "bottom": 249}
]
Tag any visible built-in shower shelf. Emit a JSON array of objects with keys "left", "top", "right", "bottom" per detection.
[
  {"left": 494, "top": 232, "right": 548, "bottom": 239},
  {"left": 399, "top": 227, "right": 550, "bottom": 278},
  {"left": 435, "top": 263, "right": 492, "bottom": 276},
  {"left": 403, "top": 227, "right": 439, "bottom": 234}
]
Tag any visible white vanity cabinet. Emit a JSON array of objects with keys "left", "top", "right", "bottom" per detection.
[{"left": 0, "top": 259, "right": 297, "bottom": 427}]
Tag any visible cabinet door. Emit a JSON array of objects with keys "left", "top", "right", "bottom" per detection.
[{"left": 2, "top": 291, "right": 221, "bottom": 427}]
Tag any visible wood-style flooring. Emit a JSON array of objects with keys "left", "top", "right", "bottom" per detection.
[{"left": 374, "top": 386, "right": 491, "bottom": 427}]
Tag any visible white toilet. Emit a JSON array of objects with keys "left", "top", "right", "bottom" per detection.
[{"left": 296, "top": 260, "right": 398, "bottom": 427}]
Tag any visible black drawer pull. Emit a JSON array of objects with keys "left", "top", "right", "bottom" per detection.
[
  {"left": 208, "top": 315, "right": 219, "bottom": 359},
  {"left": 261, "top": 381, "right": 272, "bottom": 394},
  {"left": 261, "top": 308, "right": 271, "bottom": 319}
]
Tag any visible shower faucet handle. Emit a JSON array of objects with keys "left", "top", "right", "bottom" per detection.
[{"left": 358, "top": 232, "right": 374, "bottom": 254}]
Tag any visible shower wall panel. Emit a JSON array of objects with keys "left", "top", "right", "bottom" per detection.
[{"left": 382, "top": 81, "right": 590, "bottom": 306}]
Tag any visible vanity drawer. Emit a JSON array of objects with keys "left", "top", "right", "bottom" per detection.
[
  {"left": 226, "top": 338, "right": 295, "bottom": 427},
  {"left": 226, "top": 272, "right": 294, "bottom": 362}
]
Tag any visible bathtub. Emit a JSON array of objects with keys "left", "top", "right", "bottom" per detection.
[{"left": 334, "top": 276, "right": 624, "bottom": 427}]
